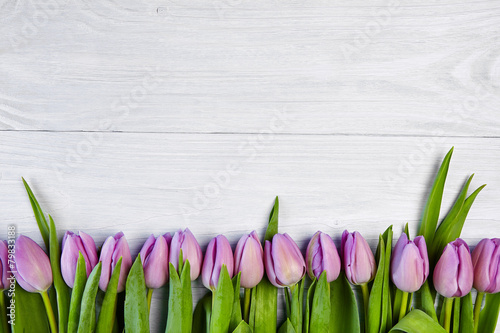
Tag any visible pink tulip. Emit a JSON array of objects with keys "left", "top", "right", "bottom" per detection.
[
  {"left": 99, "top": 232, "right": 132, "bottom": 292},
  {"left": 13, "top": 235, "right": 53, "bottom": 293},
  {"left": 0, "top": 241, "right": 9, "bottom": 290},
  {"left": 202, "top": 235, "right": 233, "bottom": 290},
  {"left": 341, "top": 231, "right": 376, "bottom": 285},
  {"left": 264, "top": 233, "right": 306, "bottom": 288},
  {"left": 234, "top": 231, "right": 264, "bottom": 288},
  {"left": 306, "top": 231, "right": 341, "bottom": 282},
  {"left": 391, "top": 234, "right": 429, "bottom": 292},
  {"left": 61, "top": 231, "right": 98, "bottom": 288},
  {"left": 433, "top": 238, "right": 473, "bottom": 298},
  {"left": 139, "top": 234, "right": 170, "bottom": 289},
  {"left": 170, "top": 228, "right": 203, "bottom": 280},
  {"left": 472, "top": 238, "right": 500, "bottom": 294}
]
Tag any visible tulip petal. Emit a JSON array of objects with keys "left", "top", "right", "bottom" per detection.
[
  {"left": 456, "top": 243, "right": 473, "bottom": 296},
  {"left": 99, "top": 236, "right": 115, "bottom": 291},
  {"left": 238, "top": 237, "right": 264, "bottom": 288},
  {"left": 139, "top": 234, "right": 156, "bottom": 266},
  {"left": 264, "top": 240, "right": 279, "bottom": 287},
  {"left": 14, "top": 236, "right": 52, "bottom": 292},
  {"left": 143, "top": 236, "right": 169, "bottom": 289},
  {"left": 434, "top": 244, "right": 459, "bottom": 298},
  {"left": 202, "top": 238, "right": 216, "bottom": 289}
]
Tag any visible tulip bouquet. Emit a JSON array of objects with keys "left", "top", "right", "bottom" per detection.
[{"left": 1, "top": 147, "right": 500, "bottom": 333}]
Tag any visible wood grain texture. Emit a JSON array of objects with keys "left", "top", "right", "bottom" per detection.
[{"left": 1, "top": 0, "right": 499, "bottom": 331}]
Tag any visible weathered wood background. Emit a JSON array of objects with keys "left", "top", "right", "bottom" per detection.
[{"left": 1, "top": 0, "right": 499, "bottom": 331}]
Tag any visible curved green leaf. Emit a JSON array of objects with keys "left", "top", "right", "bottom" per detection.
[
  {"left": 230, "top": 273, "right": 242, "bottom": 332},
  {"left": 166, "top": 261, "right": 192, "bottom": 333},
  {"left": 304, "top": 278, "right": 316, "bottom": 333},
  {"left": 96, "top": 257, "right": 122, "bottom": 333},
  {"left": 68, "top": 253, "right": 87, "bottom": 333},
  {"left": 478, "top": 292, "right": 500, "bottom": 333},
  {"left": 309, "top": 272, "right": 330, "bottom": 333},
  {"left": 210, "top": 265, "right": 234, "bottom": 333},
  {"left": 78, "top": 263, "right": 102, "bottom": 333},
  {"left": 192, "top": 292, "right": 211, "bottom": 333},
  {"left": 11, "top": 283, "right": 50, "bottom": 333},
  {"left": 368, "top": 235, "right": 385, "bottom": 333},
  {"left": 415, "top": 281, "right": 438, "bottom": 322},
  {"left": 330, "top": 273, "right": 360, "bottom": 333},
  {"left": 389, "top": 310, "right": 447, "bottom": 333},
  {"left": 22, "top": 178, "right": 50, "bottom": 249},
  {"left": 264, "top": 196, "right": 279, "bottom": 242},
  {"left": 124, "top": 255, "right": 149, "bottom": 333}
]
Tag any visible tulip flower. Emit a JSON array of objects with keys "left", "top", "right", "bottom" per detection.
[
  {"left": 264, "top": 233, "right": 306, "bottom": 288},
  {"left": 306, "top": 231, "right": 340, "bottom": 282},
  {"left": 234, "top": 231, "right": 264, "bottom": 288},
  {"left": 471, "top": 238, "right": 500, "bottom": 333},
  {"left": 99, "top": 232, "right": 133, "bottom": 292},
  {"left": 391, "top": 234, "right": 429, "bottom": 293},
  {"left": 471, "top": 238, "right": 500, "bottom": 294},
  {"left": 433, "top": 238, "right": 473, "bottom": 298},
  {"left": 139, "top": 234, "right": 170, "bottom": 289},
  {"left": 60, "top": 231, "right": 98, "bottom": 288},
  {"left": 170, "top": 228, "right": 203, "bottom": 280},
  {"left": 202, "top": 235, "right": 234, "bottom": 290},
  {"left": 0, "top": 241, "right": 8, "bottom": 290},
  {"left": 341, "top": 230, "right": 376, "bottom": 285}
]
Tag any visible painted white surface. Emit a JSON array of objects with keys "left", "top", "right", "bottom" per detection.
[{"left": 0, "top": 0, "right": 499, "bottom": 331}]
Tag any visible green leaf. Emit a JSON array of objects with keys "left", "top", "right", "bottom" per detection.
[
  {"left": 192, "top": 292, "right": 212, "bottom": 333},
  {"left": 229, "top": 273, "right": 242, "bottom": 332},
  {"left": 330, "top": 273, "right": 360, "bottom": 333},
  {"left": 232, "top": 320, "right": 253, "bottom": 333},
  {"left": 96, "top": 257, "right": 122, "bottom": 333},
  {"left": 166, "top": 261, "right": 193, "bottom": 333},
  {"left": 309, "top": 272, "right": 331, "bottom": 333},
  {"left": 68, "top": 253, "right": 88, "bottom": 333},
  {"left": 418, "top": 147, "right": 453, "bottom": 245},
  {"left": 431, "top": 182, "right": 485, "bottom": 264},
  {"left": 78, "top": 262, "right": 102, "bottom": 333},
  {"left": 381, "top": 226, "right": 393, "bottom": 332},
  {"left": 10, "top": 283, "right": 50, "bottom": 333},
  {"left": 124, "top": 255, "right": 149, "bottom": 333},
  {"left": 210, "top": 265, "right": 234, "bottom": 333},
  {"left": 389, "top": 310, "right": 447, "bottom": 333},
  {"left": 288, "top": 279, "right": 304, "bottom": 333},
  {"left": 459, "top": 293, "right": 473, "bottom": 333},
  {"left": 478, "top": 292, "right": 500, "bottom": 333},
  {"left": 48, "top": 215, "right": 70, "bottom": 333},
  {"left": 22, "top": 178, "right": 50, "bottom": 249},
  {"left": 414, "top": 281, "right": 438, "bottom": 321},
  {"left": 368, "top": 235, "right": 385, "bottom": 333},
  {"left": 264, "top": 196, "right": 279, "bottom": 242},
  {"left": 304, "top": 278, "right": 316, "bottom": 333},
  {"left": 453, "top": 297, "right": 461, "bottom": 333},
  {"left": 278, "top": 319, "right": 297, "bottom": 333}
]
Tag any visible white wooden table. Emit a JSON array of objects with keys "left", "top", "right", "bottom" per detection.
[{"left": 1, "top": 0, "right": 499, "bottom": 331}]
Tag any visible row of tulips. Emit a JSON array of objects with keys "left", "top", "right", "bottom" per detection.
[{"left": 1, "top": 148, "right": 500, "bottom": 333}]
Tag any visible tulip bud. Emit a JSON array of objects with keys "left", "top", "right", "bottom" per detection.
[
  {"left": 13, "top": 235, "right": 53, "bottom": 293},
  {"left": 391, "top": 234, "right": 429, "bottom": 292},
  {"left": 341, "top": 230, "right": 376, "bottom": 285},
  {"left": 61, "top": 231, "right": 98, "bottom": 288},
  {"left": 0, "top": 241, "right": 9, "bottom": 290},
  {"left": 139, "top": 234, "right": 170, "bottom": 289},
  {"left": 306, "top": 231, "right": 341, "bottom": 282},
  {"left": 433, "top": 238, "right": 473, "bottom": 298},
  {"left": 264, "top": 233, "right": 306, "bottom": 288},
  {"left": 471, "top": 238, "right": 500, "bottom": 294},
  {"left": 99, "top": 232, "right": 132, "bottom": 292},
  {"left": 170, "top": 228, "right": 203, "bottom": 281},
  {"left": 234, "top": 231, "right": 264, "bottom": 288},
  {"left": 202, "top": 235, "right": 233, "bottom": 290}
]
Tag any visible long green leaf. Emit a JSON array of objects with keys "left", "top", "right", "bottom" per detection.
[
  {"left": 96, "top": 257, "right": 122, "bottom": 333},
  {"left": 264, "top": 196, "right": 279, "bottom": 242},
  {"left": 381, "top": 226, "right": 393, "bottom": 332},
  {"left": 459, "top": 293, "right": 473, "bottom": 333},
  {"left": 368, "top": 235, "right": 385, "bottom": 333},
  {"left": 478, "top": 292, "right": 500, "bottom": 333},
  {"left": 49, "top": 215, "right": 70, "bottom": 333},
  {"left": 232, "top": 320, "right": 253, "bottom": 333},
  {"left": 78, "top": 263, "right": 102, "bottom": 333},
  {"left": 210, "top": 265, "right": 234, "bottom": 333},
  {"left": 124, "top": 255, "right": 149, "bottom": 333},
  {"left": 310, "top": 272, "right": 330, "bottom": 333},
  {"left": 418, "top": 147, "right": 453, "bottom": 244},
  {"left": 389, "top": 310, "right": 447, "bottom": 333},
  {"left": 453, "top": 297, "right": 461, "bottom": 333},
  {"left": 22, "top": 178, "right": 50, "bottom": 249},
  {"left": 166, "top": 261, "right": 192, "bottom": 333},
  {"left": 330, "top": 273, "right": 360, "bottom": 333},
  {"left": 304, "top": 278, "right": 316, "bottom": 333},
  {"left": 192, "top": 292, "right": 211, "bottom": 333},
  {"left": 11, "top": 283, "right": 50, "bottom": 333},
  {"left": 415, "top": 281, "right": 438, "bottom": 321},
  {"left": 288, "top": 279, "right": 304, "bottom": 333},
  {"left": 230, "top": 273, "right": 242, "bottom": 332},
  {"left": 68, "top": 253, "right": 87, "bottom": 333}
]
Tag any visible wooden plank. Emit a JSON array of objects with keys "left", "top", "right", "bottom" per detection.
[{"left": 0, "top": 0, "right": 498, "bottom": 135}]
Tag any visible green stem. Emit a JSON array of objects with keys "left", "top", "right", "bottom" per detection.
[
  {"left": 361, "top": 283, "right": 370, "bottom": 332},
  {"left": 443, "top": 297, "right": 453, "bottom": 333},
  {"left": 399, "top": 291, "right": 409, "bottom": 321},
  {"left": 473, "top": 292, "right": 484, "bottom": 333},
  {"left": 41, "top": 290, "right": 58, "bottom": 333},
  {"left": 147, "top": 288, "right": 153, "bottom": 312},
  {"left": 243, "top": 288, "right": 251, "bottom": 323},
  {"left": 0, "top": 291, "right": 9, "bottom": 333}
]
